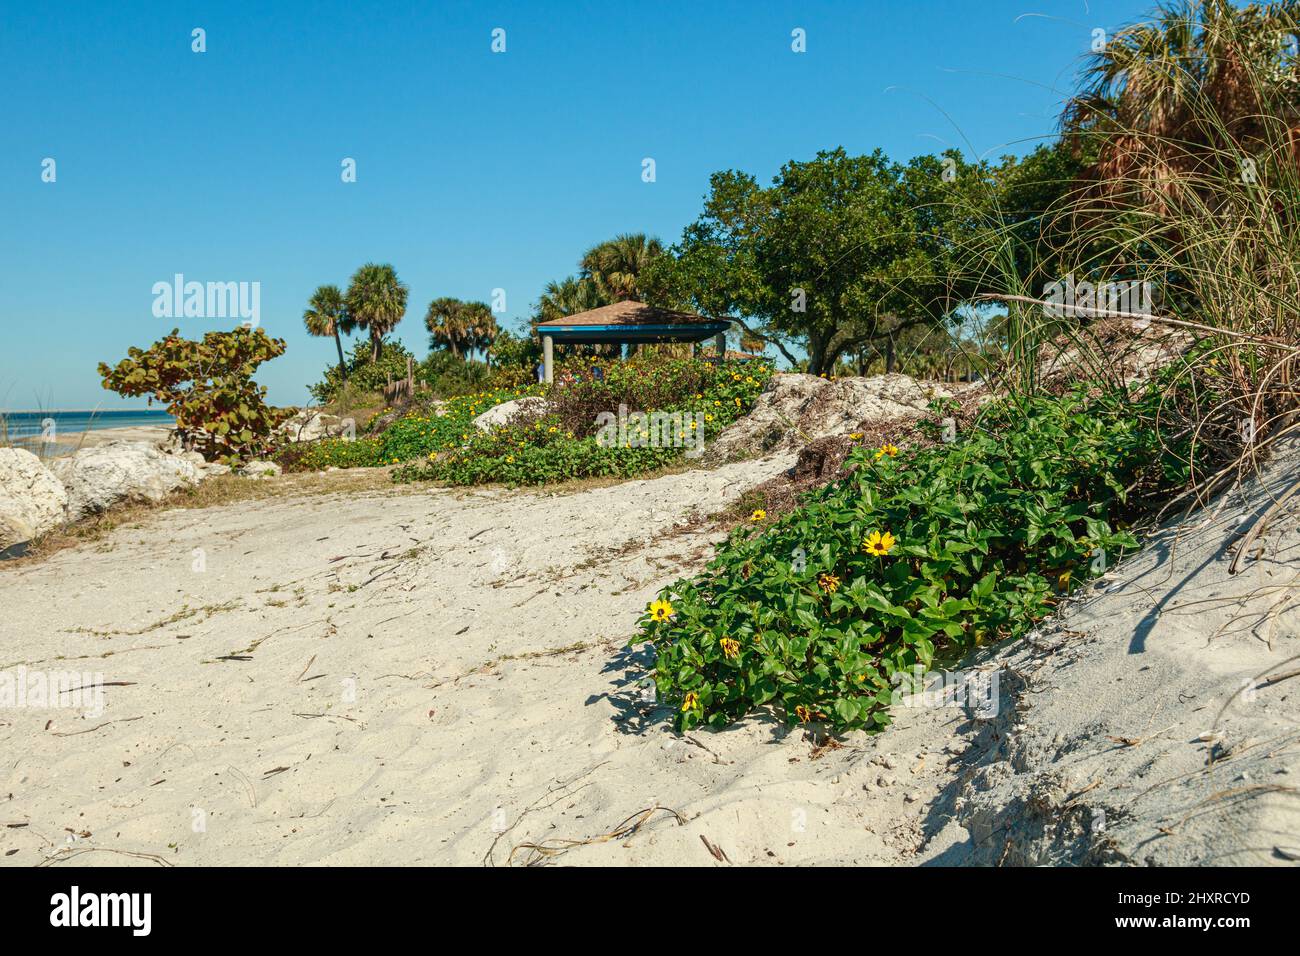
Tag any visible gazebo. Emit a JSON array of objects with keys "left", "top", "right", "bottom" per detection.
[{"left": 534, "top": 300, "right": 731, "bottom": 384}]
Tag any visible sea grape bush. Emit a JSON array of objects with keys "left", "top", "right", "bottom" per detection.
[
  {"left": 98, "top": 327, "right": 291, "bottom": 463},
  {"left": 637, "top": 387, "right": 1174, "bottom": 733}
]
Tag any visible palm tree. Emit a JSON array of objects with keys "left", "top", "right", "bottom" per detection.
[
  {"left": 427, "top": 298, "right": 500, "bottom": 362},
  {"left": 580, "top": 233, "right": 664, "bottom": 301},
  {"left": 303, "top": 284, "right": 353, "bottom": 384},
  {"left": 460, "top": 301, "right": 499, "bottom": 362},
  {"left": 535, "top": 276, "right": 603, "bottom": 322},
  {"left": 1063, "top": 0, "right": 1300, "bottom": 190},
  {"left": 345, "top": 263, "right": 408, "bottom": 363},
  {"left": 426, "top": 296, "right": 469, "bottom": 358}
]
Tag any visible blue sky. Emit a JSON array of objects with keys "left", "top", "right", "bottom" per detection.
[{"left": 0, "top": 0, "right": 1150, "bottom": 409}]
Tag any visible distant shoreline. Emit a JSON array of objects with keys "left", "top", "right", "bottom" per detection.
[{"left": 0, "top": 408, "right": 162, "bottom": 414}]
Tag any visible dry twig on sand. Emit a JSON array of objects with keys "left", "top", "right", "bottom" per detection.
[{"left": 507, "top": 805, "right": 687, "bottom": 867}]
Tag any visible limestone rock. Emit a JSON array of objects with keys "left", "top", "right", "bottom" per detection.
[
  {"left": 49, "top": 441, "right": 203, "bottom": 520},
  {"left": 0, "top": 448, "right": 68, "bottom": 550},
  {"left": 705, "top": 373, "right": 949, "bottom": 463},
  {"left": 473, "top": 397, "right": 550, "bottom": 431},
  {"left": 279, "top": 408, "right": 353, "bottom": 443}
]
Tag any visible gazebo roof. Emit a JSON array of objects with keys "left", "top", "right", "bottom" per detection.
[{"left": 535, "top": 300, "right": 730, "bottom": 344}]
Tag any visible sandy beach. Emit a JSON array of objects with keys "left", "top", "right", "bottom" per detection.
[
  {"left": 2, "top": 441, "right": 1298, "bottom": 867},
  {"left": 10, "top": 425, "right": 174, "bottom": 458}
]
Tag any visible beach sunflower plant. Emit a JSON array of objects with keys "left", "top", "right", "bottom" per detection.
[{"left": 637, "top": 385, "right": 1175, "bottom": 732}]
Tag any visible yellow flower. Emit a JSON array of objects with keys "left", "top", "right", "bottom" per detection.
[
  {"left": 875, "top": 443, "right": 899, "bottom": 459},
  {"left": 705, "top": 413, "right": 714, "bottom": 422},
  {"left": 863, "top": 530, "right": 896, "bottom": 556},
  {"left": 817, "top": 572, "right": 840, "bottom": 593},
  {"left": 749, "top": 509, "right": 766, "bottom": 522},
  {"left": 682, "top": 691, "right": 699, "bottom": 712},
  {"left": 849, "top": 432, "right": 863, "bottom": 441},
  {"left": 719, "top": 637, "right": 740, "bottom": 658},
  {"left": 648, "top": 598, "right": 675, "bottom": 622},
  {"left": 794, "top": 704, "right": 815, "bottom": 722},
  {"left": 506, "top": 455, "right": 514, "bottom": 463}
]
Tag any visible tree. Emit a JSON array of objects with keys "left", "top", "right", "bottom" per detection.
[
  {"left": 303, "top": 284, "right": 353, "bottom": 385},
  {"left": 345, "top": 263, "right": 408, "bottom": 363},
  {"left": 645, "top": 149, "right": 954, "bottom": 374},
  {"left": 534, "top": 276, "right": 604, "bottom": 322},
  {"left": 1063, "top": 0, "right": 1300, "bottom": 192},
  {"left": 460, "top": 301, "right": 499, "bottom": 363},
  {"left": 426, "top": 296, "right": 470, "bottom": 358},
  {"left": 426, "top": 298, "right": 499, "bottom": 361},
  {"left": 99, "top": 327, "right": 291, "bottom": 462},
  {"left": 579, "top": 233, "right": 664, "bottom": 301}
]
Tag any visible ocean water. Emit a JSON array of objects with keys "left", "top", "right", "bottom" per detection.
[{"left": 1, "top": 409, "right": 174, "bottom": 442}]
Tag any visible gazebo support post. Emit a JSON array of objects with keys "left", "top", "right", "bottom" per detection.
[
  {"left": 542, "top": 335, "right": 554, "bottom": 384},
  {"left": 714, "top": 332, "right": 726, "bottom": 364}
]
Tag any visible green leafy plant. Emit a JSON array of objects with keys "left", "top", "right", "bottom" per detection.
[
  {"left": 395, "top": 360, "right": 773, "bottom": 486},
  {"left": 98, "top": 327, "right": 291, "bottom": 463},
  {"left": 308, "top": 340, "right": 418, "bottom": 404},
  {"left": 282, "top": 384, "right": 546, "bottom": 471},
  {"left": 636, "top": 384, "right": 1187, "bottom": 733}
]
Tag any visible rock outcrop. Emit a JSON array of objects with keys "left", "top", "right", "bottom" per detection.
[
  {"left": 0, "top": 448, "right": 68, "bottom": 551},
  {"left": 279, "top": 408, "right": 353, "bottom": 443},
  {"left": 49, "top": 441, "right": 204, "bottom": 520},
  {"left": 705, "top": 373, "right": 950, "bottom": 463},
  {"left": 473, "top": 396, "right": 549, "bottom": 431}
]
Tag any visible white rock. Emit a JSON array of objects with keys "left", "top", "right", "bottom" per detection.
[
  {"left": 705, "top": 373, "right": 951, "bottom": 463},
  {"left": 49, "top": 441, "right": 204, "bottom": 520},
  {"left": 238, "top": 460, "right": 282, "bottom": 479},
  {"left": 0, "top": 448, "right": 68, "bottom": 550},
  {"left": 279, "top": 408, "right": 352, "bottom": 443},
  {"left": 473, "top": 397, "right": 549, "bottom": 432}
]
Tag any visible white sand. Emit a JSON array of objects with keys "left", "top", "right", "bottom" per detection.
[{"left": 2, "top": 449, "right": 1298, "bottom": 866}]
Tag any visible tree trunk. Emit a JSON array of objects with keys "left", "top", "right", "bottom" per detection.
[
  {"left": 370, "top": 332, "right": 383, "bottom": 364},
  {"left": 885, "top": 337, "right": 897, "bottom": 374},
  {"left": 333, "top": 329, "right": 348, "bottom": 384},
  {"left": 807, "top": 332, "right": 827, "bottom": 376}
]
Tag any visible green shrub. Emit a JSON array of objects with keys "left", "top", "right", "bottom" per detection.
[
  {"left": 395, "top": 360, "right": 773, "bottom": 486},
  {"left": 285, "top": 436, "right": 384, "bottom": 470},
  {"left": 420, "top": 352, "right": 492, "bottom": 397},
  {"left": 635, "top": 386, "right": 1184, "bottom": 733},
  {"left": 98, "top": 327, "right": 291, "bottom": 463},
  {"left": 309, "top": 340, "right": 418, "bottom": 404},
  {"left": 281, "top": 385, "right": 545, "bottom": 471}
]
